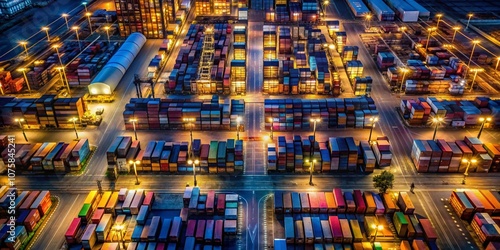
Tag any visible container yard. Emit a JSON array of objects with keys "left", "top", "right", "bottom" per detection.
[
  {"left": 267, "top": 136, "right": 391, "bottom": 172},
  {"left": 264, "top": 0, "right": 319, "bottom": 23},
  {"left": 273, "top": 190, "right": 438, "bottom": 249},
  {"left": 66, "top": 187, "right": 240, "bottom": 249},
  {"left": 262, "top": 25, "right": 337, "bottom": 95},
  {"left": 0, "top": 95, "right": 87, "bottom": 128},
  {"left": 0, "top": 137, "right": 92, "bottom": 172},
  {"left": 401, "top": 97, "right": 500, "bottom": 127},
  {"left": 411, "top": 136, "right": 500, "bottom": 173},
  {"left": 166, "top": 23, "right": 245, "bottom": 95},
  {"left": 0, "top": 187, "right": 54, "bottom": 249},
  {"left": 106, "top": 136, "right": 244, "bottom": 175},
  {"left": 265, "top": 97, "right": 378, "bottom": 130}
]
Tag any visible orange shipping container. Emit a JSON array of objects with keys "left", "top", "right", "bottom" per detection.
[
  {"left": 480, "top": 190, "right": 500, "bottom": 215},
  {"left": 472, "top": 190, "right": 494, "bottom": 214}
]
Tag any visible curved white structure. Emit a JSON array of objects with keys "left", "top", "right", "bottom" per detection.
[{"left": 88, "top": 32, "right": 147, "bottom": 95}]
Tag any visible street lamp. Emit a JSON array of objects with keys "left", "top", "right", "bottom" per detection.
[
  {"left": 69, "top": 117, "right": 79, "bottom": 139},
  {"left": 400, "top": 68, "right": 408, "bottom": 93},
  {"left": 188, "top": 159, "right": 199, "bottom": 187},
  {"left": 305, "top": 159, "right": 316, "bottom": 186},
  {"left": 462, "top": 158, "right": 477, "bottom": 184},
  {"left": 293, "top": 12, "right": 299, "bottom": 22},
  {"left": 365, "top": 13, "right": 372, "bottom": 29},
  {"left": 15, "top": 118, "right": 28, "bottom": 142},
  {"left": 183, "top": 118, "right": 195, "bottom": 156},
  {"left": 236, "top": 116, "right": 242, "bottom": 140},
  {"left": 17, "top": 68, "right": 32, "bottom": 94},
  {"left": 322, "top": 0, "right": 329, "bottom": 16},
  {"left": 371, "top": 224, "right": 384, "bottom": 243},
  {"left": 466, "top": 13, "right": 473, "bottom": 30},
  {"left": 399, "top": 26, "right": 407, "bottom": 34},
  {"left": 42, "top": 27, "right": 50, "bottom": 42},
  {"left": 435, "top": 13, "right": 443, "bottom": 30},
  {"left": 495, "top": 57, "right": 500, "bottom": 71},
  {"left": 268, "top": 117, "right": 275, "bottom": 140},
  {"left": 431, "top": 117, "right": 444, "bottom": 140},
  {"left": 452, "top": 26, "right": 460, "bottom": 43},
  {"left": 468, "top": 40, "right": 480, "bottom": 68},
  {"left": 104, "top": 26, "right": 111, "bottom": 43},
  {"left": 129, "top": 160, "right": 141, "bottom": 185},
  {"left": 62, "top": 13, "right": 69, "bottom": 29},
  {"left": 85, "top": 12, "right": 93, "bottom": 33},
  {"left": 112, "top": 224, "right": 125, "bottom": 249},
  {"left": 129, "top": 118, "right": 138, "bottom": 140},
  {"left": 82, "top": 1, "right": 88, "bottom": 12},
  {"left": 72, "top": 26, "right": 82, "bottom": 50},
  {"left": 368, "top": 117, "right": 379, "bottom": 143},
  {"left": 477, "top": 117, "right": 491, "bottom": 139},
  {"left": 19, "top": 41, "right": 29, "bottom": 57},
  {"left": 425, "top": 27, "right": 437, "bottom": 51},
  {"left": 469, "top": 68, "right": 484, "bottom": 92}
]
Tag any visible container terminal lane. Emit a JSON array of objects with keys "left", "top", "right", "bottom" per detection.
[{"left": 1, "top": 0, "right": 500, "bottom": 249}]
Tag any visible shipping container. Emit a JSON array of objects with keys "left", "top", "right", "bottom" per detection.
[
  {"left": 419, "top": 218, "right": 437, "bottom": 242},
  {"left": 329, "top": 216, "right": 343, "bottom": 243},
  {"left": 285, "top": 217, "right": 295, "bottom": 243},
  {"left": 340, "top": 219, "right": 353, "bottom": 243},
  {"left": 292, "top": 192, "right": 301, "bottom": 213},
  {"left": 169, "top": 217, "right": 182, "bottom": 242},
  {"left": 214, "top": 220, "right": 223, "bottom": 245},
  {"left": 321, "top": 220, "right": 333, "bottom": 243},
  {"left": 333, "top": 189, "right": 345, "bottom": 213},
  {"left": 295, "top": 220, "right": 305, "bottom": 244},
  {"left": 275, "top": 191, "right": 283, "bottom": 214},
  {"left": 303, "top": 217, "right": 314, "bottom": 244},
  {"left": 122, "top": 190, "right": 136, "bottom": 214},
  {"left": 353, "top": 190, "right": 366, "bottom": 214},
  {"left": 82, "top": 224, "right": 97, "bottom": 250},
  {"left": 205, "top": 219, "right": 215, "bottom": 243},
  {"left": 65, "top": 218, "right": 81, "bottom": 245},
  {"left": 397, "top": 192, "right": 415, "bottom": 214},
  {"left": 350, "top": 219, "right": 362, "bottom": 242},
  {"left": 159, "top": 218, "right": 172, "bottom": 242}
]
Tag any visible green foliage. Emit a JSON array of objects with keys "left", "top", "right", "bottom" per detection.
[{"left": 372, "top": 170, "right": 394, "bottom": 193}]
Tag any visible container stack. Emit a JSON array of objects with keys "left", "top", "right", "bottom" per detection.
[
  {"left": 377, "top": 52, "right": 395, "bottom": 70},
  {"left": 53, "top": 98, "right": 86, "bottom": 128},
  {"left": 341, "top": 46, "right": 359, "bottom": 64},
  {"left": 471, "top": 213, "right": 500, "bottom": 247},
  {"left": 263, "top": 25, "right": 277, "bottom": 60},
  {"left": 346, "top": 60, "right": 363, "bottom": 80},
  {"left": 372, "top": 136, "right": 392, "bottom": 167},
  {"left": 359, "top": 141, "right": 376, "bottom": 172},
  {"left": 353, "top": 76, "right": 372, "bottom": 96},
  {"left": 195, "top": 0, "right": 212, "bottom": 16},
  {"left": 275, "top": 5, "right": 289, "bottom": 22},
  {"left": 301, "top": 0, "right": 319, "bottom": 22},
  {"left": 333, "top": 32, "right": 347, "bottom": 54},
  {"left": 263, "top": 60, "right": 280, "bottom": 94},
  {"left": 213, "top": 0, "right": 231, "bottom": 15},
  {"left": 278, "top": 27, "right": 292, "bottom": 55}
]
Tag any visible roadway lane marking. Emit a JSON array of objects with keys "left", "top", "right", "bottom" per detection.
[{"left": 44, "top": 194, "right": 80, "bottom": 250}]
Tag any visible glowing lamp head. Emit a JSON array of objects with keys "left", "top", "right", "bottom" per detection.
[
  {"left": 72, "top": 26, "right": 79, "bottom": 30},
  {"left": 236, "top": 116, "right": 242, "bottom": 123}
]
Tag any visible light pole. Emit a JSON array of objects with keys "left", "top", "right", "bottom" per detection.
[
  {"left": 452, "top": 26, "right": 460, "bottom": 43},
  {"left": 462, "top": 158, "right": 477, "bottom": 184},
  {"left": 82, "top": 1, "right": 88, "bottom": 12},
  {"left": 53, "top": 45, "right": 71, "bottom": 95},
  {"left": 104, "top": 26, "right": 111, "bottom": 43},
  {"left": 465, "top": 13, "right": 473, "bottom": 30},
  {"left": 322, "top": 0, "right": 329, "bottom": 17},
  {"left": 435, "top": 13, "right": 443, "bottom": 30},
  {"left": 17, "top": 68, "right": 32, "bottom": 94},
  {"left": 183, "top": 118, "right": 195, "bottom": 156},
  {"left": 19, "top": 41, "right": 29, "bottom": 57},
  {"left": 477, "top": 117, "right": 491, "bottom": 139},
  {"left": 69, "top": 117, "right": 79, "bottom": 139},
  {"left": 129, "top": 160, "right": 141, "bottom": 185},
  {"left": 112, "top": 225, "right": 125, "bottom": 249},
  {"left": 305, "top": 159, "right": 316, "bottom": 186},
  {"left": 432, "top": 117, "right": 443, "bottom": 140},
  {"left": 495, "top": 57, "right": 500, "bottom": 71},
  {"left": 399, "top": 26, "right": 407, "bottom": 34},
  {"left": 469, "top": 68, "right": 484, "bottom": 92},
  {"left": 188, "top": 159, "right": 199, "bottom": 187},
  {"left": 15, "top": 118, "right": 28, "bottom": 142},
  {"left": 468, "top": 40, "right": 480, "bottom": 68},
  {"left": 62, "top": 13, "right": 69, "bottom": 29},
  {"left": 371, "top": 224, "right": 384, "bottom": 243},
  {"left": 236, "top": 116, "right": 242, "bottom": 140},
  {"left": 72, "top": 26, "right": 82, "bottom": 50},
  {"left": 368, "top": 117, "right": 379, "bottom": 142},
  {"left": 42, "top": 27, "right": 50, "bottom": 42},
  {"left": 365, "top": 13, "right": 372, "bottom": 29},
  {"left": 268, "top": 117, "right": 274, "bottom": 140},
  {"left": 130, "top": 118, "right": 138, "bottom": 140},
  {"left": 400, "top": 68, "right": 408, "bottom": 93},
  {"left": 85, "top": 12, "right": 93, "bottom": 33},
  {"left": 425, "top": 27, "right": 437, "bottom": 51},
  {"left": 55, "top": 67, "right": 71, "bottom": 96}
]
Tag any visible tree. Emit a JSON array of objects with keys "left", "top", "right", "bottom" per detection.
[{"left": 373, "top": 170, "right": 394, "bottom": 193}]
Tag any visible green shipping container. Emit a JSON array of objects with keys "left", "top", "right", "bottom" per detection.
[
  {"left": 208, "top": 141, "right": 218, "bottom": 164},
  {"left": 393, "top": 212, "right": 409, "bottom": 237}
]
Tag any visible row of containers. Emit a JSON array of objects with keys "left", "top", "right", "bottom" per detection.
[
  {"left": 0, "top": 95, "right": 86, "bottom": 128},
  {"left": 67, "top": 188, "right": 238, "bottom": 249},
  {"left": 262, "top": 25, "right": 339, "bottom": 95},
  {"left": 0, "top": 40, "right": 115, "bottom": 94},
  {"left": 263, "top": 0, "right": 319, "bottom": 23},
  {"left": 195, "top": 0, "right": 232, "bottom": 16},
  {"left": 401, "top": 96, "right": 500, "bottom": 127},
  {"left": 0, "top": 137, "right": 91, "bottom": 172},
  {"left": 145, "top": 39, "right": 170, "bottom": 80},
  {"left": 264, "top": 97, "right": 378, "bottom": 130},
  {"left": 166, "top": 23, "right": 245, "bottom": 95},
  {"left": 106, "top": 136, "right": 244, "bottom": 177},
  {"left": 275, "top": 239, "right": 433, "bottom": 250},
  {"left": 0, "top": 187, "right": 53, "bottom": 249},
  {"left": 411, "top": 136, "right": 500, "bottom": 173},
  {"left": 267, "top": 136, "right": 391, "bottom": 173},
  {"left": 273, "top": 190, "right": 438, "bottom": 248},
  {"left": 122, "top": 96, "right": 245, "bottom": 130},
  {"left": 448, "top": 190, "right": 500, "bottom": 248}
]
